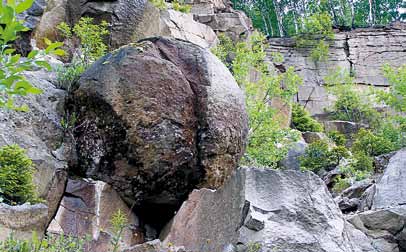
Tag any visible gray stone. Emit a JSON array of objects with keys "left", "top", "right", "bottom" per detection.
[
  {"left": 372, "top": 149, "right": 406, "bottom": 209},
  {"left": 374, "top": 151, "right": 397, "bottom": 174},
  {"left": 279, "top": 138, "right": 307, "bottom": 170},
  {"left": 302, "top": 131, "right": 328, "bottom": 144},
  {"left": 73, "top": 37, "right": 248, "bottom": 207},
  {"left": 0, "top": 203, "right": 48, "bottom": 240},
  {"left": 0, "top": 70, "right": 68, "bottom": 225}
]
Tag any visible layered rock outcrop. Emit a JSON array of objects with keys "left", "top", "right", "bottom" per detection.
[
  {"left": 267, "top": 24, "right": 406, "bottom": 115},
  {"left": 71, "top": 37, "right": 248, "bottom": 209}
]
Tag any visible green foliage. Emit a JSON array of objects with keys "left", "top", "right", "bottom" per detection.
[
  {"left": 325, "top": 69, "right": 380, "bottom": 128},
  {"left": 0, "top": 233, "right": 86, "bottom": 252},
  {"left": 172, "top": 0, "right": 191, "bottom": 13},
  {"left": 247, "top": 242, "right": 262, "bottom": 252},
  {"left": 291, "top": 103, "right": 323, "bottom": 132},
  {"left": 57, "top": 17, "right": 109, "bottom": 64},
  {"left": 0, "top": 145, "right": 38, "bottom": 205},
  {"left": 332, "top": 176, "right": 351, "bottom": 193},
  {"left": 300, "top": 140, "right": 349, "bottom": 173},
  {"left": 327, "top": 130, "right": 346, "bottom": 146},
  {"left": 352, "top": 128, "right": 396, "bottom": 157},
  {"left": 233, "top": 0, "right": 405, "bottom": 38},
  {"left": 110, "top": 209, "right": 127, "bottom": 252},
  {"left": 0, "top": 0, "right": 64, "bottom": 110},
  {"left": 295, "top": 12, "right": 335, "bottom": 62},
  {"left": 55, "top": 58, "right": 86, "bottom": 91},
  {"left": 149, "top": 0, "right": 167, "bottom": 10},
  {"left": 378, "top": 64, "right": 406, "bottom": 113},
  {"left": 212, "top": 31, "right": 302, "bottom": 167}
]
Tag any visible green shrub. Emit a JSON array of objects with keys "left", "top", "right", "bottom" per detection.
[
  {"left": 57, "top": 17, "right": 109, "bottom": 64},
  {"left": 0, "top": 233, "right": 86, "bottom": 252},
  {"left": 378, "top": 64, "right": 406, "bottom": 113},
  {"left": 325, "top": 69, "right": 381, "bottom": 128},
  {"left": 149, "top": 0, "right": 167, "bottom": 10},
  {"left": 110, "top": 209, "right": 128, "bottom": 252},
  {"left": 55, "top": 58, "right": 86, "bottom": 91},
  {"left": 212, "top": 31, "right": 302, "bottom": 167},
  {"left": 0, "top": 145, "right": 39, "bottom": 205},
  {"left": 332, "top": 176, "right": 351, "bottom": 193},
  {"left": 0, "top": 0, "right": 64, "bottom": 110},
  {"left": 172, "top": 0, "right": 191, "bottom": 13},
  {"left": 327, "top": 130, "right": 346, "bottom": 146},
  {"left": 352, "top": 128, "right": 395, "bottom": 157},
  {"left": 300, "top": 140, "right": 349, "bottom": 173},
  {"left": 291, "top": 103, "right": 323, "bottom": 132},
  {"left": 295, "top": 12, "right": 334, "bottom": 62}
]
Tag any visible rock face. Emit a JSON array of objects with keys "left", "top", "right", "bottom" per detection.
[
  {"left": 72, "top": 37, "right": 248, "bottom": 208},
  {"left": 65, "top": 0, "right": 218, "bottom": 49},
  {"left": 48, "top": 179, "right": 143, "bottom": 251},
  {"left": 267, "top": 25, "right": 406, "bottom": 115},
  {"left": 0, "top": 70, "right": 68, "bottom": 225},
  {"left": 0, "top": 203, "right": 48, "bottom": 240},
  {"left": 161, "top": 169, "right": 245, "bottom": 251},
  {"left": 161, "top": 167, "right": 375, "bottom": 252},
  {"left": 372, "top": 149, "right": 406, "bottom": 209}
]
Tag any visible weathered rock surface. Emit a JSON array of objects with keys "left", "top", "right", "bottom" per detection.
[
  {"left": 160, "top": 169, "right": 244, "bottom": 252},
  {"left": 194, "top": 10, "right": 253, "bottom": 42},
  {"left": 72, "top": 37, "right": 248, "bottom": 209},
  {"left": 0, "top": 203, "right": 48, "bottom": 240},
  {"left": 279, "top": 138, "right": 307, "bottom": 170},
  {"left": 348, "top": 207, "right": 406, "bottom": 252},
  {"left": 161, "top": 167, "right": 375, "bottom": 252},
  {"left": 48, "top": 178, "right": 143, "bottom": 250},
  {"left": 302, "top": 131, "right": 328, "bottom": 144},
  {"left": 0, "top": 70, "right": 68, "bottom": 224},
  {"left": 33, "top": 0, "right": 67, "bottom": 48},
  {"left": 65, "top": 0, "right": 218, "bottom": 49},
  {"left": 267, "top": 25, "right": 406, "bottom": 115},
  {"left": 372, "top": 149, "right": 406, "bottom": 209}
]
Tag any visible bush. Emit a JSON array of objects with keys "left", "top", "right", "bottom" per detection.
[
  {"left": 325, "top": 69, "right": 381, "bottom": 128},
  {"left": 332, "top": 176, "right": 351, "bottom": 193},
  {"left": 300, "top": 140, "right": 349, "bottom": 173},
  {"left": 212, "top": 32, "right": 302, "bottom": 167},
  {"left": 327, "top": 130, "right": 346, "bottom": 146},
  {"left": 0, "top": 145, "right": 38, "bottom": 205},
  {"left": 291, "top": 103, "right": 323, "bottom": 132},
  {"left": 295, "top": 12, "right": 334, "bottom": 62},
  {"left": 0, "top": 233, "right": 86, "bottom": 252},
  {"left": 0, "top": 0, "right": 63, "bottom": 110},
  {"left": 57, "top": 17, "right": 109, "bottom": 65},
  {"left": 172, "top": 0, "right": 191, "bottom": 13},
  {"left": 352, "top": 128, "right": 395, "bottom": 157},
  {"left": 55, "top": 58, "right": 86, "bottom": 91},
  {"left": 378, "top": 64, "right": 406, "bottom": 113},
  {"left": 149, "top": 0, "right": 167, "bottom": 10}
]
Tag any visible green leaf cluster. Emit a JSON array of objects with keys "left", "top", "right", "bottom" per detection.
[
  {"left": 291, "top": 103, "right": 323, "bottom": 132},
  {"left": 57, "top": 17, "right": 109, "bottom": 64},
  {"left": 300, "top": 140, "right": 350, "bottom": 173},
  {"left": 0, "top": 0, "right": 64, "bottom": 110},
  {"left": 172, "top": 0, "right": 191, "bottom": 13},
  {"left": 149, "top": 0, "right": 167, "bottom": 10},
  {"left": 212, "top": 31, "right": 302, "bottom": 167},
  {"left": 0, "top": 145, "right": 38, "bottom": 205},
  {"left": 0, "top": 233, "right": 86, "bottom": 252}
]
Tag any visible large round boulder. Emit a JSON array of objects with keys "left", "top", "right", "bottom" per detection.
[{"left": 71, "top": 37, "right": 248, "bottom": 207}]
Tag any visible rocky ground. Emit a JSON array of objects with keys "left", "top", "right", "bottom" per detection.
[{"left": 1, "top": 0, "right": 406, "bottom": 251}]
